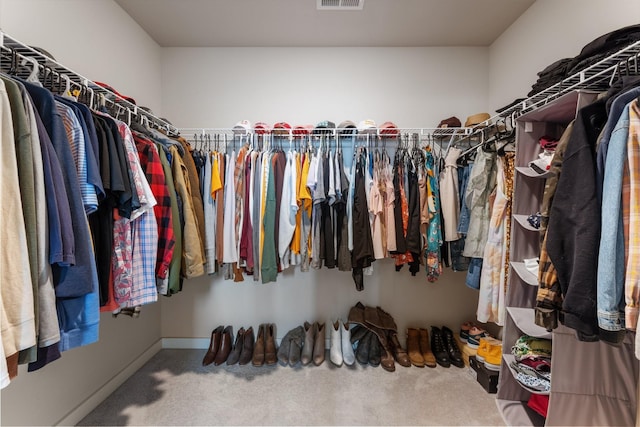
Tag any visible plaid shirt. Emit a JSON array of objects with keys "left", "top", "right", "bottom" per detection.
[
  {"left": 625, "top": 101, "right": 640, "bottom": 330},
  {"left": 535, "top": 122, "right": 573, "bottom": 331},
  {"left": 135, "top": 134, "right": 175, "bottom": 280}
]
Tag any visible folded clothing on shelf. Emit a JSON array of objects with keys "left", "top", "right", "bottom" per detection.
[
  {"left": 511, "top": 335, "right": 552, "bottom": 360},
  {"left": 528, "top": 150, "right": 554, "bottom": 174}
]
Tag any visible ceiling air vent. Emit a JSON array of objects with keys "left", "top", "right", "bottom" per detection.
[{"left": 317, "top": 0, "right": 365, "bottom": 10}]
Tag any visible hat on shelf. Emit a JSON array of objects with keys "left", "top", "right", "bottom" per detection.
[
  {"left": 314, "top": 120, "right": 336, "bottom": 134},
  {"left": 437, "top": 116, "right": 462, "bottom": 128},
  {"left": 338, "top": 120, "right": 357, "bottom": 135},
  {"left": 273, "top": 122, "right": 292, "bottom": 135},
  {"left": 254, "top": 122, "right": 271, "bottom": 135},
  {"left": 464, "top": 113, "right": 491, "bottom": 128},
  {"left": 357, "top": 119, "right": 377, "bottom": 134},
  {"left": 94, "top": 81, "right": 137, "bottom": 105},
  {"left": 233, "top": 119, "right": 252, "bottom": 134},
  {"left": 293, "top": 124, "right": 314, "bottom": 135},
  {"left": 379, "top": 121, "right": 399, "bottom": 136}
]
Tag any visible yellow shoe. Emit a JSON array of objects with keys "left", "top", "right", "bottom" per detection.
[
  {"left": 475, "top": 338, "right": 490, "bottom": 363},
  {"left": 482, "top": 337, "right": 502, "bottom": 371}
]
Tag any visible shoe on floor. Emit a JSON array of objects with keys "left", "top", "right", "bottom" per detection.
[
  {"left": 418, "top": 328, "right": 437, "bottom": 368},
  {"left": 202, "top": 326, "right": 224, "bottom": 366},
  {"left": 442, "top": 326, "right": 464, "bottom": 368},
  {"left": 264, "top": 324, "right": 278, "bottom": 366},
  {"left": 330, "top": 320, "right": 343, "bottom": 367},
  {"left": 389, "top": 332, "right": 411, "bottom": 368},
  {"left": 238, "top": 326, "right": 254, "bottom": 365},
  {"left": 252, "top": 324, "right": 266, "bottom": 367},
  {"left": 313, "top": 323, "right": 326, "bottom": 366},
  {"left": 430, "top": 326, "right": 450, "bottom": 368},
  {"left": 407, "top": 328, "right": 425, "bottom": 368},
  {"left": 214, "top": 326, "right": 233, "bottom": 366},
  {"left": 288, "top": 326, "right": 306, "bottom": 367},
  {"left": 368, "top": 333, "right": 381, "bottom": 367},
  {"left": 301, "top": 321, "right": 316, "bottom": 366},
  {"left": 356, "top": 331, "right": 372, "bottom": 365},
  {"left": 226, "top": 327, "right": 245, "bottom": 366},
  {"left": 341, "top": 321, "right": 356, "bottom": 366},
  {"left": 467, "top": 326, "right": 487, "bottom": 349}
]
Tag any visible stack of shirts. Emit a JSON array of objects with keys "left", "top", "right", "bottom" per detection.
[{"left": 510, "top": 335, "right": 552, "bottom": 393}]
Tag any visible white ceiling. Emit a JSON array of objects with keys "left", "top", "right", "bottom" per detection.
[{"left": 114, "top": 0, "right": 536, "bottom": 47}]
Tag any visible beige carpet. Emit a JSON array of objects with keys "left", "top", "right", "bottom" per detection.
[{"left": 78, "top": 349, "right": 505, "bottom": 426}]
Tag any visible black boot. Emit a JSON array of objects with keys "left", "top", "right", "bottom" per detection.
[
  {"left": 430, "top": 326, "right": 451, "bottom": 368},
  {"left": 442, "top": 326, "right": 464, "bottom": 368}
]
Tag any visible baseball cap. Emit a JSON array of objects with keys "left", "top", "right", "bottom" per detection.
[
  {"left": 233, "top": 119, "right": 252, "bottom": 134},
  {"left": 94, "top": 81, "right": 137, "bottom": 105},
  {"left": 437, "top": 116, "right": 462, "bottom": 128},
  {"left": 314, "top": 121, "right": 336, "bottom": 134},
  {"left": 338, "top": 120, "right": 358, "bottom": 134},
  {"left": 273, "top": 122, "right": 292, "bottom": 135},
  {"left": 379, "top": 121, "right": 399, "bottom": 136},
  {"left": 358, "top": 119, "right": 377, "bottom": 134},
  {"left": 254, "top": 122, "right": 271, "bottom": 135},
  {"left": 293, "top": 124, "right": 314, "bottom": 135}
]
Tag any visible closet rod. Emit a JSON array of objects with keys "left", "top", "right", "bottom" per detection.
[
  {"left": 177, "top": 127, "right": 474, "bottom": 137},
  {"left": 450, "top": 39, "right": 640, "bottom": 150},
  {"left": 0, "top": 31, "right": 178, "bottom": 135}
]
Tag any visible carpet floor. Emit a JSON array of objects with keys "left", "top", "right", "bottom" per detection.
[{"left": 78, "top": 349, "right": 505, "bottom": 426}]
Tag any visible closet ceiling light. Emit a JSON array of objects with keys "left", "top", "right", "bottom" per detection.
[{"left": 317, "top": 0, "right": 364, "bottom": 10}]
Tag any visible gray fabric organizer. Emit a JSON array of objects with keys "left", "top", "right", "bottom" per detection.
[{"left": 495, "top": 90, "right": 639, "bottom": 426}]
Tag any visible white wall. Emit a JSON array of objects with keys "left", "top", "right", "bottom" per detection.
[
  {"left": 489, "top": 0, "right": 640, "bottom": 111},
  {"left": 160, "top": 46, "right": 490, "bottom": 343},
  {"left": 0, "top": 1, "right": 164, "bottom": 425},
  {"left": 161, "top": 47, "right": 490, "bottom": 128}
]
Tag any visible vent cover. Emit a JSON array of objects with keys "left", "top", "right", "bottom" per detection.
[{"left": 317, "top": 0, "right": 364, "bottom": 10}]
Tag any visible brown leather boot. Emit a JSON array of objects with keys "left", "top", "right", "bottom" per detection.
[
  {"left": 313, "top": 323, "right": 326, "bottom": 366},
  {"left": 213, "top": 326, "right": 233, "bottom": 366},
  {"left": 238, "top": 327, "right": 254, "bottom": 365},
  {"left": 202, "top": 326, "right": 223, "bottom": 366},
  {"left": 389, "top": 332, "right": 411, "bottom": 367},
  {"left": 419, "top": 328, "right": 437, "bottom": 368},
  {"left": 264, "top": 323, "right": 278, "bottom": 365},
  {"left": 252, "top": 324, "right": 266, "bottom": 366},
  {"left": 407, "top": 328, "right": 425, "bottom": 368},
  {"left": 380, "top": 346, "right": 396, "bottom": 372}
]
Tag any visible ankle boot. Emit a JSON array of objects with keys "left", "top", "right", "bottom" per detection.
[
  {"left": 288, "top": 326, "right": 305, "bottom": 367},
  {"left": 407, "top": 328, "right": 425, "bottom": 368},
  {"left": 431, "top": 326, "right": 450, "bottom": 367},
  {"left": 330, "top": 320, "right": 343, "bottom": 367},
  {"left": 213, "top": 326, "right": 233, "bottom": 366},
  {"left": 418, "top": 328, "right": 437, "bottom": 368},
  {"left": 355, "top": 331, "right": 371, "bottom": 365},
  {"left": 313, "top": 322, "right": 326, "bottom": 366},
  {"left": 277, "top": 328, "right": 293, "bottom": 366},
  {"left": 226, "top": 327, "right": 245, "bottom": 365},
  {"left": 202, "top": 326, "right": 223, "bottom": 366},
  {"left": 442, "top": 326, "right": 464, "bottom": 368},
  {"left": 264, "top": 323, "right": 278, "bottom": 366},
  {"left": 301, "top": 321, "right": 316, "bottom": 366},
  {"left": 252, "top": 324, "right": 266, "bottom": 367},
  {"left": 238, "top": 326, "right": 254, "bottom": 365},
  {"left": 368, "top": 333, "right": 381, "bottom": 367},
  {"left": 389, "top": 332, "right": 411, "bottom": 367},
  {"left": 341, "top": 321, "right": 356, "bottom": 366}
]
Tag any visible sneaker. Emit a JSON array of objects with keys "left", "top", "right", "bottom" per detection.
[
  {"left": 482, "top": 337, "right": 503, "bottom": 371},
  {"left": 459, "top": 321, "right": 474, "bottom": 342},
  {"left": 475, "top": 338, "right": 489, "bottom": 363},
  {"left": 467, "top": 326, "right": 487, "bottom": 349}
]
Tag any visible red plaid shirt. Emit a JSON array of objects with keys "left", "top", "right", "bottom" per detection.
[{"left": 135, "top": 134, "right": 175, "bottom": 279}]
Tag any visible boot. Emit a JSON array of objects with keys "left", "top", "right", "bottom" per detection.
[
  {"left": 431, "top": 326, "right": 450, "bottom": 368},
  {"left": 288, "top": 326, "right": 305, "bottom": 367},
  {"left": 341, "top": 321, "right": 356, "bottom": 366},
  {"left": 389, "top": 332, "right": 411, "bottom": 367},
  {"left": 277, "top": 328, "right": 293, "bottom": 366},
  {"left": 238, "top": 326, "right": 254, "bottom": 365},
  {"left": 380, "top": 346, "right": 396, "bottom": 372},
  {"left": 313, "top": 323, "right": 326, "bottom": 366},
  {"left": 202, "top": 326, "right": 223, "bottom": 366},
  {"left": 301, "top": 321, "right": 316, "bottom": 366},
  {"left": 264, "top": 323, "right": 278, "bottom": 366},
  {"left": 407, "top": 328, "right": 425, "bottom": 368},
  {"left": 418, "top": 328, "right": 437, "bottom": 368},
  {"left": 330, "top": 320, "right": 343, "bottom": 367},
  {"left": 213, "top": 326, "right": 233, "bottom": 366},
  {"left": 349, "top": 325, "right": 367, "bottom": 345},
  {"left": 368, "top": 333, "right": 381, "bottom": 367},
  {"left": 226, "top": 327, "right": 244, "bottom": 365},
  {"left": 355, "top": 331, "right": 371, "bottom": 365},
  {"left": 442, "top": 326, "right": 465, "bottom": 368},
  {"left": 252, "top": 324, "right": 266, "bottom": 367}
]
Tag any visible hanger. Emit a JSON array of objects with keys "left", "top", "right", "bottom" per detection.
[{"left": 21, "top": 56, "right": 42, "bottom": 86}]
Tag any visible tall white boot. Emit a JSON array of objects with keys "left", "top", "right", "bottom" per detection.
[
  {"left": 341, "top": 320, "right": 356, "bottom": 366},
  {"left": 330, "top": 319, "right": 343, "bottom": 366}
]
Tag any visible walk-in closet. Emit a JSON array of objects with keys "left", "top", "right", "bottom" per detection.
[{"left": 2, "top": 0, "right": 640, "bottom": 425}]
